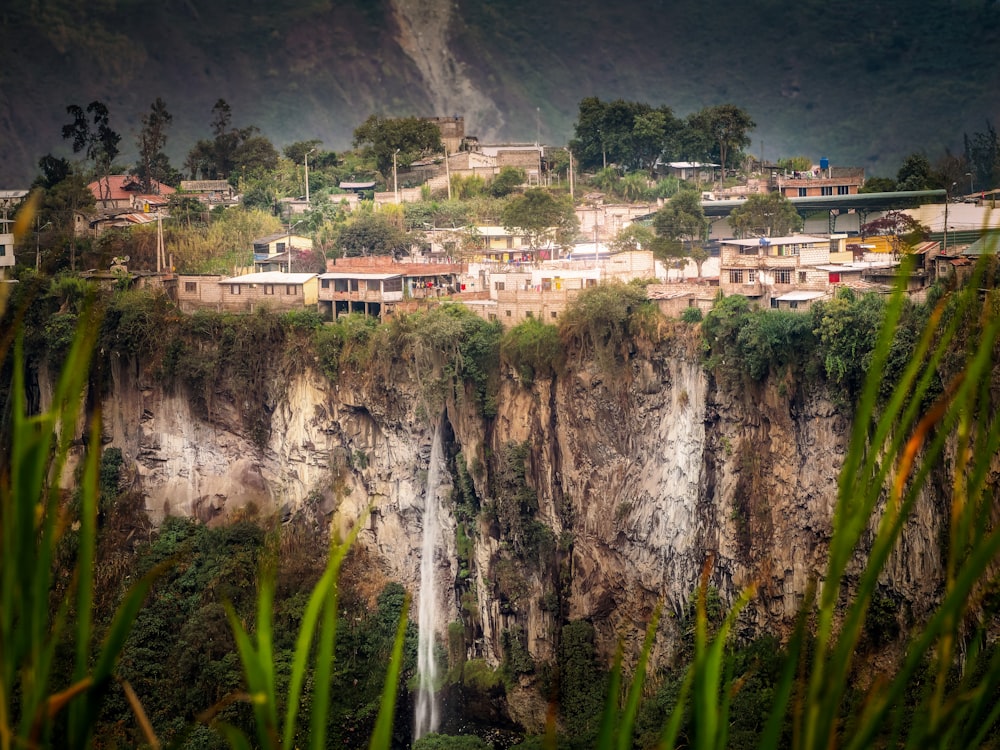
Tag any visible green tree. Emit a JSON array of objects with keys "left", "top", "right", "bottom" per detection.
[
  {"left": 777, "top": 156, "right": 813, "bottom": 172},
  {"left": 184, "top": 99, "right": 277, "bottom": 181},
  {"left": 500, "top": 188, "right": 578, "bottom": 250},
  {"left": 963, "top": 120, "right": 998, "bottom": 192},
  {"left": 352, "top": 115, "right": 444, "bottom": 181},
  {"left": 860, "top": 176, "right": 897, "bottom": 193},
  {"left": 569, "top": 97, "right": 681, "bottom": 172},
  {"left": 728, "top": 192, "right": 802, "bottom": 238},
  {"left": 687, "top": 104, "right": 755, "bottom": 176},
  {"left": 653, "top": 189, "right": 708, "bottom": 261},
  {"left": 489, "top": 166, "right": 525, "bottom": 198},
  {"left": 609, "top": 223, "right": 655, "bottom": 254},
  {"left": 895, "top": 153, "right": 935, "bottom": 191},
  {"left": 135, "top": 97, "right": 179, "bottom": 192},
  {"left": 337, "top": 212, "right": 411, "bottom": 258},
  {"left": 62, "top": 100, "right": 121, "bottom": 207}
]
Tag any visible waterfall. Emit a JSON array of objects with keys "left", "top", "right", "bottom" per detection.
[{"left": 415, "top": 420, "right": 444, "bottom": 740}]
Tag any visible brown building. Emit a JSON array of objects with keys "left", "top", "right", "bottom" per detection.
[{"left": 218, "top": 271, "right": 319, "bottom": 312}]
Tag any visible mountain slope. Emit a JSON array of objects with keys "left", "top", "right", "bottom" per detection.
[{"left": 1, "top": 0, "right": 997, "bottom": 184}]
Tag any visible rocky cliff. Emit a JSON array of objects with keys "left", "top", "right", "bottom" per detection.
[{"left": 82, "top": 325, "right": 946, "bottom": 725}]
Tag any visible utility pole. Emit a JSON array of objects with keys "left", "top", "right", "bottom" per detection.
[
  {"left": 304, "top": 148, "right": 315, "bottom": 206},
  {"left": 393, "top": 148, "right": 400, "bottom": 204}
]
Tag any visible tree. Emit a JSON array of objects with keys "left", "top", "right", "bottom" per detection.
[
  {"left": 184, "top": 99, "right": 277, "bottom": 181},
  {"left": 337, "top": 212, "right": 411, "bottom": 258},
  {"left": 687, "top": 104, "right": 755, "bottom": 177},
  {"left": 728, "top": 192, "right": 802, "bottom": 238},
  {"left": 62, "top": 100, "right": 121, "bottom": 207},
  {"left": 283, "top": 139, "right": 323, "bottom": 165},
  {"left": 859, "top": 176, "right": 897, "bottom": 193},
  {"left": 569, "top": 97, "right": 681, "bottom": 173},
  {"left": 860, "top": 211, "right": 929, "bottom": 255},
  {"left": 963, "top": 121, "right": 998, "bottom": 192},
  {"left": 895, "top": 153, "right": 934, "bottom": 191},
  {"left": 609, "top": 224, "right": 654, "bottom": 254},
  {"left": 135, "top": 97, "right": 178, "bottom": 192},
  {"left": 653, "top": 189, "right": 708, "bottom": 262},
  {"left": 500, "top": 188, "right": 578, "bottom": 250},
  {"left": 489, "top": 167, "right": 525, "bottom": 198},
  {"left": 352, "top": 115, "right": 443, "bottom": 180}
]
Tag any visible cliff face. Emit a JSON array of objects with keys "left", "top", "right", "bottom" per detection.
[{"left": 91, "top": 332, "right": 946, "bottom": 711}]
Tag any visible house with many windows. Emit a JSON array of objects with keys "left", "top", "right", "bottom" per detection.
[{"left": 719, "top": 235, "right": 855, "bottom": 309}]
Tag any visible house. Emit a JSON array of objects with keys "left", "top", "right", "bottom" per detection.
[
  {"left": 468, "top": 226, "right": 557, "bottom": 262},
  {"left": 218, "top": 271, "right": 318, "bottom": 313},
  {"left": 0, "top": 231, "right": 14, "bottom": 278},
  {"left": 317, "top": 271, "right": 404, "bottom": 320},
  {"left": 659, "top": 161, "right": 719, "bottom": 181},
  {"left": 87, "top": 174, "right": 175, "bottom": 209},
  {"left": 772, "top": 166, "right": 864, "bottom": 199},
  {"left": 169, "top": 274, "right": 228, "bottom": 312},
  {"left": 179, "top": 180, "right": 237, "bottom": 205},
  {"left": 646, "top": 283, "right": 718, "bottom": 317},
  {"left": 719, "top": 235, "right": 852, "bottom": 306},
  {"left": 252, "top": 232, "right": 313, "bottom": 259},
  {"left": 320, "top": 256, "right": 463, "bottom": 317}
]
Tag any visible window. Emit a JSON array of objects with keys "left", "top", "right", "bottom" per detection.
[
  {"left": 798, "top": 187, "right": 807, "bottom": 197},
  {"left": 728, "top": 269, "right": 744, "bottom": 284},
  {"left": 829, "top": 272, "right": 841, "bottom": 283},
  {"left": 551, "top": 311, "right": 558, "bottom": 319},
  {"left": 775, "top": 269, "right": 792, "bottom": 284},
  {"left": 505, "top": 310, "right": 512, "bottom": 317},
  {"left": 264, "top": 285, "right": 275, "bottom": 295},
  {"left": 747, "top": 269, "right": 757, "bottom": 283},
  {"left": 495, "top": 281, "right": 506, "bottom": 291},
  {"left": 821, "top": 186, "right": 833, "bottom": 196},
  {"left": 349, "top": 280, "right": 359, "bottom": 292},
  {"left": 285, "top": 285, "right": 297, "bottom": 295},
  {"left": 525, "top": 310, "right": 533, "bottom": 318},
  {"left": 798, "top": 271, "right": 807, "bottom": 283},
  {"left": 321, "top": 279, "right": 330, "bottom": 289},
  {"left": 231, "top": 285, "right": 241, "bottom": 295},
  {"left": 838, "top": 185, "right": 850, "bottom": 195},
  {"left": 184, "top": 281, "right": 197, "bottom": 293},
  {"left": 0, "top": 245, "right": 7, "bottom": 257},
  {"left": 586, "top": 279, "right": 597, "bottom": 288}
]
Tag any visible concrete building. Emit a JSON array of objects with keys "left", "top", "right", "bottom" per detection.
[{"left": 218, "top": 272, "right": 318, "bottom": 313}]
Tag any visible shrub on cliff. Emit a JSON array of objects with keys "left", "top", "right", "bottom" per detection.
[
  {"left": 558, "top": 282, "right": 662, "bottom": 370},
  {"left": 500, "top": 317, "right": 564, "bottom": 384}
]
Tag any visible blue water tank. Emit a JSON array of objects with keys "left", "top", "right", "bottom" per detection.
[{"left": 820, "top": 157, "right": 830, "bottom": 171}]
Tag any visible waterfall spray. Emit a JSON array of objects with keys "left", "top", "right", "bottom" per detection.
[{"left": 415, "top": 420, "right": 444, "bottom": 740}]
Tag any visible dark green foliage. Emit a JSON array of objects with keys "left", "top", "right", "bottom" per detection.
[
  {"left": 558, "top": 282, "right": 660, "bottom": 369},
  {"left": 488, "top": 442, "right": 540, "bottom": 559},
  {"left": 680, "top": 306, "right": 702, "bottom": 324},
  {"left": 558, "top": 621, "right": 606, "bottom": 743},
  {"left": 336, "top": 212, "right": 411, "bottom": 258},
  {"left": 414, "top": 732, "right": 490, "bottom": 749},
  {"left": 500, "top": 317, "right": 564, "bottom": 383},
  {"left": 702, "top": 294, "right": 816, "bottom": 385},
  {"left": 500, "top": 625, "right": 534, "bottom": 680},
  {"left": 500, "top": 188, "right": 578, "bottom": 249},
  {"left": 728, "top": 192, "right": 803, "bottom": 238},
  {"left": 489, "top": 166, "right": 526, "bottom": 198},
  {"left": 160, "top": 308, "right": 286, "bottom": 448}
]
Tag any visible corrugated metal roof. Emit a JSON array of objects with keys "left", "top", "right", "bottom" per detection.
[
  {"left": 221, "top": 272, "right": 317, "bottom": 284},
  {"left": 774, "top": 291, "right": 827, "bottom": 301},
  {"left": 319, "top": 272, "right": 403, "bottom": 281}
]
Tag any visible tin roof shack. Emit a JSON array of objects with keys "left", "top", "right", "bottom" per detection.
[
  {"left": 318, "top": 271, "right": 403, "bottom": 321},
  {"left": 219, "top": 272, "right": 318, "bottom": 313},
  {"left": 646, "top": 283, "right": 718, "bottom": 317}
]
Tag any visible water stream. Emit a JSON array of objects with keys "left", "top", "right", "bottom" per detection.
[{"left": 414, "top": 420, "right": 444, "bottom": 740}]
